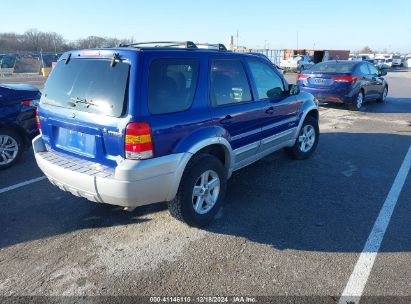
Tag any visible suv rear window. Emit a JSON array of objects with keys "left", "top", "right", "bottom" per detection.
[
  {"left": 42, "top": 59, "right": 129, "bottom": 117},
  {"left": 148, "top": 58, "right": 199, "bottom": 114}
]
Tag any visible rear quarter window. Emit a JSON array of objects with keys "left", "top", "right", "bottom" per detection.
[{"left": 148, "top": 58, "right": 199, "bottom": 115}]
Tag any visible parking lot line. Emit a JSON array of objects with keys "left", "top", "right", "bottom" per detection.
[
  {"left": 0, "top": 176, "right": 47, "bottom": 195},
  {"left": 339, "top": 144, "right": 411, "bottom": 304}
]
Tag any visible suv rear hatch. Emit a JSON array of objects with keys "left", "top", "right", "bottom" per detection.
[{"left": 38, "top": 50, "right": 135, "bottom": 168}]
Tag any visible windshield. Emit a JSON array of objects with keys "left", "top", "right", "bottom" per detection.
[
  {"left": 308, "top": 62, "right": 355, "bottom": 73},
  {"left": 41, "top": 59, "right": 130, "bottom": 117}
]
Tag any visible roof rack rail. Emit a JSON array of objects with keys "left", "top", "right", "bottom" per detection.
[
  {"left": 118, "top": 41, "right": 229, "bottom": 51},
  {"left": 196, "top": 43, "right": 228, "bottom": 51},
  {"left": 118, "top": 41, "right": 198, "bottom": 49}
]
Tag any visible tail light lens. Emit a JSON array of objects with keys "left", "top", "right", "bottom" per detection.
[
  {"left": 298, "top": 74, "right": 309, "bottom": 80},
  {"left": 21, "top": 100, "right": 34, "bottom": 107},
  {"left": 125, "top": 122, "right": 153, "bottom": 160},
  {"left": 332, "top": 75, "right": 359, "bottom": 83},
  {"left": 35, "top": 107, "right": 41, "bottom": 130},
  {"left": 21, "top": 99, "right": 39, "bottom": 107}
]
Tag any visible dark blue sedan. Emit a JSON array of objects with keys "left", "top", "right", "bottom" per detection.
[
  {"left": 0, "top": 84, "right": 41, "bottom": 169},
  {"left": 297, "top": 60, "right": 388, "bottom": 111}
]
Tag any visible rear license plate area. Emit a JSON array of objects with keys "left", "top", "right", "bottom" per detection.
[{"left": 55, "top": 128, "right": 96, "bottom": 157}]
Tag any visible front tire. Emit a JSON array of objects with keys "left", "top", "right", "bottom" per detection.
[
  {"left": 168, "top": 154, "right": 227, "bottom": 227},
  {"left": 285, "top": 116, "right": 319, "bottom": 160},
  {"left": 376, "top": 86, "right": 388, "bottom": 103},
  {"left": 0, "top": 129, "right": 23, "bottom": 170}
]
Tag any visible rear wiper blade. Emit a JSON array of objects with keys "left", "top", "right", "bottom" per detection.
[{"left": 69, "top": 97, "right": 98, "bottom": 108}]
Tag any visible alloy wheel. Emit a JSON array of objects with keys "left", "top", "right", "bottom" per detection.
[
  {"left": 298, "top": 125, "right": 316, "bottom": 153},
  {"left": 382, "top": 87, "right": 388, "bottom": 102},
  {"left": 0, "top": 135, "right": 19, "bottom": 165},
  {"left": 192, "top": 170, "right": 220, "bottom": 215},
  {"left": 356, "top": 92, "right": 363, "bottom": 109}
]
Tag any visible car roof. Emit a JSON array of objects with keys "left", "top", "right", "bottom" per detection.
[{"left": 58, "top": 46, "right": 264, "bottom": 63}]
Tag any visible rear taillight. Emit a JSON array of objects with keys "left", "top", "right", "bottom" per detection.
[
  {"left": 35, "top": 107, "right": 41, "bottom": 130},
  {"left": 298, "top": 74, "right": 309, "bottom": 80},
  {"left": 21, "top": 99, "right": 39, "bottom": 107},
  {"left": 21, "top": 100, "right": 34, "bottom": 107},
  {"left": 332, "top": 75, "right": 358, "bottom": 83},
  {"left": 125, "top": 122, "right": 153, "bottom": 160}
]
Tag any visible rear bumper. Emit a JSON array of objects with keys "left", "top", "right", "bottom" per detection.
[
  {"left": 300, "top": 87, "right": 353, "bottom": 104},
  {"left": 32, "top": 135, "right": 191, "bottom": 207}
]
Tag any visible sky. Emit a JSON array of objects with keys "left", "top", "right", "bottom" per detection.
[{"left": 1, "top": 0, "right": 411, "bottom": 52}]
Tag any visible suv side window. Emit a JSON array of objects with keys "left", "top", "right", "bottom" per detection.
[
  {"left": 248, "top": 60, "right": 285, "bottom": 99},
  {"left": 148, "top": 58, "right": 199, "bottom": 114},
  {"left": 210, "top": 59, "right": 252, "bottom": 106}
]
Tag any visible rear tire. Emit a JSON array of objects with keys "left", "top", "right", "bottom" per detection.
[
  {"left": 285, "top": 116, "right": 319, "bottom": 160},
  {"left": 0, "top": 129, "right": 24, "bottom": 170},
  {"left": 348, "top": 90, "right": 364, "bottom": 111},
  {"left": 168, "top": 154, "right": 227, "bottom": 227}
]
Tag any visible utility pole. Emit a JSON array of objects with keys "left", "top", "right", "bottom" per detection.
[{"left": 297, "top": 31, "right": 299, "bottom": 51}]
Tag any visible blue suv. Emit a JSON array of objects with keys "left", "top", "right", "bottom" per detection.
[{"left": 33, "top": 42, "right": 319, "bottom": 227}]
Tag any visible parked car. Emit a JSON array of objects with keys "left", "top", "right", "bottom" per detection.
[
  {"left": 391, "top": 55, "right": 402, "bottom": 67},
  {"left": 297, "top": 60, "right": 388, "bottom": 111},
  {"left": 349, "top": 55, "right": 372, "bottom": 62},
  {"left": 404, "top": 56, "right": 411, "bottom": 68},
  {"left": 0, "top": 84, "right": 41, "bottom": 169},
  {"left": 0, "top": 54, "right": 17, "bottom": 69},
  {"left": 33, "top": 41, "right": 319, "bottom": 227},
  {"left": 280, "top": 54, "right": 314, "bottom": 72},
  {"left": 375, "top": 58, "right": 392, "bottom": 69}
]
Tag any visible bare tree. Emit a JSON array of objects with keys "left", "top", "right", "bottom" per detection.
[
  {"left": 0, "top": 28, "right": 135, "bottom": 53},
  {"left": 359, "top": 46, "right": 373, "bottom": 54},
  {"left": 23, "top": 29, "right": 43, "bottom": 51}
]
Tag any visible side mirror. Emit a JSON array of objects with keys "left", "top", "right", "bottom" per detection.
[
  {"left": 289, "top": 84, "right": 300, "bottom": 95},
  {"left": 267, "top": 87, "right": 284, "bottom": 98},
  {"left": 379, "top": 70, "right": 387, "bottom": 76}
]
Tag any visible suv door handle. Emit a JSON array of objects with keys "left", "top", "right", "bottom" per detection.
[
  {"left": 220, "top": 115, "right": 233, "bottom": 125},
  {"left": 265, "top": 107, "right": 275, "bottom": 114}
]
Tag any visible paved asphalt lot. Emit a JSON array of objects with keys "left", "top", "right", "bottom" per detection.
[{"left": 0, "top": 70, "right": 410, "bottom": 302}]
